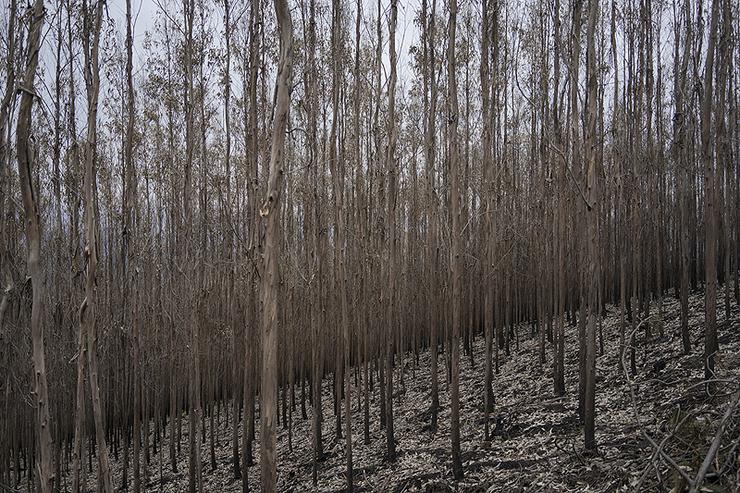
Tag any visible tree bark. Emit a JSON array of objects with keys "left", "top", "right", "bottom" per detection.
[
  {"left": 701, "top": 0, "right": 720, "bottom": 385},
  {"left": 260, "top": 0, "right": 293, "bottom": 488},
  {"left": 584, "top": 0, "right": 599, "bottom": 451},
  {"left": 16, "top": 2, "right": 52, "bottom": 490},
  {"left": 423, "top": 0, "right": 440, "bottom": 435},
  {"left": 384, "top": 0, "right": 399, "bottom": 462},
  {"left": 448, "top": 0, "right": 463, "bottom": 480}
]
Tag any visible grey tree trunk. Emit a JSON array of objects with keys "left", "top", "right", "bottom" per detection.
[
  {"left": 448, "top": 0, "right": 463, "bottom": 480},
  {"left": 260, "top": 0, "right": 293, "bottom": 488},
  {"left": 15, "top": 5, "right": 51, "bottom": 491}
]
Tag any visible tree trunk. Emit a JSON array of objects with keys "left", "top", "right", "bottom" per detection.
[
  {"left": 448, "top": 0, "right": 463, "bottom": 480},
  {"left": 384, "top": 0, "right": 399, "bottom": 462},
  {"left": 16, "top": 1, "right": 52, "bottom": 490},
  {"left": 260, "top": 0, "right": 293, "bottom": 488},
  {"left": 584, "top": 0, "right": 599, "bottom": 451},
  {"left": 80, "top": 1, "right": 113, "bottom": 491},
  {"left": 701, "top": 0, "right": 720, "bottom": 386}
]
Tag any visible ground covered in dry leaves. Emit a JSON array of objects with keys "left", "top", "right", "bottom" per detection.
[{"left": 68, "top": 289, "right": 740, "bottom": 492}]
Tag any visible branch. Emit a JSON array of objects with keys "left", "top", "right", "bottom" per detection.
[
  {"left": 689, "top": 390, "right": 740, "bottom": 493},
  {"left": 635, "top": 410, "right": 696, "bottom": 491}
]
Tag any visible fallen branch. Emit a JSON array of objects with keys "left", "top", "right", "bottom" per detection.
[
  {"left": 634, "top": 409, "right": 695, "bottom": 491},
  {"left": 689, "top": 389, "right": 740, "bottom": 493}
]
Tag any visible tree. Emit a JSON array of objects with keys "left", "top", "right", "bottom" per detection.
[
  {"left": 384, "top": 0, "right": 399, "bottom": 462},
  {"left": 479, "top": 0, "right": 494, "bottom": 441},
  {"left": 260, "top": 0, "right": 293, "bottom": 488},
  {"left": 447, "top": 0, "right": 463, "bottom": 480},
  {"left": 15, "top": 0, "right": 53, "bottom": 491},
  {"left": 422, "top": 0, "right": 440, "bottom": 434},
  {"left": 552, "top": 0, "right": 567, "bottom": 397},
  {"left": 80, "top": 0, "right": 113, "bottom": 489},
  {"left": 327, "top": 0, "right": 354, "bottom": 488},
  {"left": 674, "top": 0, "right": 693, "bottom": 355},
  {"left": 241, "top": 0, "right": 261, "bottom": 485},
  {"left": 701, "top": 0, "right": 720, "bottom": 385},
  {"left": 221, "top": 0, "right": 241, "bottom": 481},
  {"left": 583, "top": 0, "right": 600, "bottom": 451},
  {"left": 123, "top": 0, "right": 140, "bottom": 489}
]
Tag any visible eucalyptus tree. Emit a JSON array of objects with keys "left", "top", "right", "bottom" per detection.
[
  {"left": 701, "top": 0, "right": 720, "bottom": 386},
  {"left": 123, "top": 0, "right": 140, "bottom": 489},
  {"left": 447, "top": 0, "right": 464, "bottom": 480},
  {"left": 79, "top": 0, "right": 113, "bottom": 490},
  {"left": 384, "top": 0, "right": 399, "bottom": 462},
  {"left": 15, "top": 0, "right": 52, "bottom": 490},
  {"left": 260, "top": 0, "right": 293, "bottom": 488}
]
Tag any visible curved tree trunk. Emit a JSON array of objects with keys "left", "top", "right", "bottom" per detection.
[{"left": 16, "top": 2, "right": 52, "bottom": 490}]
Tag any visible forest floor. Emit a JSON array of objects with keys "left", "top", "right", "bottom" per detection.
[{"left": 57, "top": 289, "right": 740, "bottom": 492}]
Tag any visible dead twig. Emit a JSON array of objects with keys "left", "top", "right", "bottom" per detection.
[
  {"left": 689, "top": 389, "right": 740, "bottom": 493},
  {"left": 634, "top": 409, "right": 696, "bottom": 491}
]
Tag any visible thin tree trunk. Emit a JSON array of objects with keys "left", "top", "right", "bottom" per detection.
[
  {"left": 448, "top": 0, "right": 463, "bottom": 480},
  {"left": 384, "top": 0, "right": 399, "bottom": 462},
  {"left": 701, "top": 0, "right": 720, "bottom": 386},
  {"left": 16, "top": 1, "right": 52, "bottom": 490},
  {"left": 480, "top": 0, "right": 494, "bottom": 442},
  {"left": 80, "top": 1, "right": 113, "bottom": 491},
  {"left": 260, "top": 0, "right": 292, "bottom": 488},
  {"left": 424, "top": 0, "right": 440, "bottom": 435},
  {"left": 123, "top": 0, "right": 140, "bottom": 489},
  {"left": 584, "top": 0, "right": 599, "bottom": 451}
]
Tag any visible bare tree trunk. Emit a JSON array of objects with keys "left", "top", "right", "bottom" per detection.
[
  {"left": 423, "top": 0, "right": 440, "bottom": 435},
  {"left": 480, "top": 0, "right": 494, "bottom": 442},
  {"left": 716, "top": 0, "right": 731, "bottom": 324},
  {"left": 352, "top": 0, "right": 369, "bottom": 449},
  {"left": 16, "top": 2, "right": 53, "bottom": 490},
  {"left": 384, "top": 0, "right": 399, "bottom": 462},
  {"left": 162, "top": 15, "right": 180, "bottom": 475},
  {"left": 79, "top": 1, "right": 113, "bottom": 491},
  {"left": 68, "top": 0, "right": 86, "bottom": 487},
  {"left": 673, "top": 0, "right": 693, "bottom": 354},
  {"left": 303, "top": 0, "right": 324, "bottom": 483},
  {"left": 123, "top": 0, "right": 140, "bottom": 489},
  {"left": 327, "top": 1, "right": 353, "bottom": 488},
  {"left": 181, "top": 0, "right": 203, "bottom": 488},
  {"left": 16, "top": 10, "right": 54, "bottom": 493},
  {"left": 218, "top": 0, "right": 242, "bottom": 482},
  {"left": 611, "top": 0, "right": 626, "bottom": 363},
  {"left": 701, "top": 0, "right": 720, "bottom": 386},
  {"left": 260, "top": 0, "right": 293, "bottom": 488},
  {"left": 241, "top": 1, "right": 261, "bottom": 489},
  {"left": 583, "top": 0, "right": 599, "bottom": 451},
  {"left": 552, "top": 0, "right": 566, "bottom": 397},
  {"left": 448, "top": 0, "right": 463, "bottom": 480}
]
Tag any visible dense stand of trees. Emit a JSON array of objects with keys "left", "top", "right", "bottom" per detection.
[{"left": 0, "top": 0, "right": 737, "bottom": 491}]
